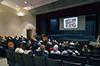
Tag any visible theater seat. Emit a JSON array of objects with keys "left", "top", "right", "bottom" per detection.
[
  {"left": 23, "top": 54, "right": 34, "bottom": 66},
  {"left": 63, "top": 61, "right": 82, "bottom": 66},
  {"left": 6, "top": 50, "right": 15, "bottom": 66},
  {"left": 48, "top": 53, "right": 62, "bottom": 59},
  {"left": 47, "top": 58, "right": 61, "bottom": 66},
  {"left": 15, "top": 53, "right": 24, "bottom": 66},
  {"left": 89, "top": 57, "right": 100, "bottom": 66},
  {"left": 33, "top": 56, "right": 46, "bottom": 66},
  {"left": 62, "top": 55, "right": 87, "bottom": 64}
]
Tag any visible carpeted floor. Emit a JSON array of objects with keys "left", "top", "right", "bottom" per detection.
[{"left": 0, "top": 58, "right": 8, "bottom": 66}]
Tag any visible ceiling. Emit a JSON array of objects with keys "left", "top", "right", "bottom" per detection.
[{"left": 0, "top": 0, "right": 58, "bottom": 11}]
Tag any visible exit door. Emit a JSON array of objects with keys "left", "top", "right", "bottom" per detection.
[{"left": 27, "top": 29, "right": 32, "bottom": 39}]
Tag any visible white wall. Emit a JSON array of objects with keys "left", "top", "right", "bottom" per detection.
[{"left": 0, "top": 5, "right": 36, "bottom": 37}]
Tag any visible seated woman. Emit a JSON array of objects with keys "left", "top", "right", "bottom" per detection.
[{"left": 50, "top": 45, "right": 61, "bottom": 54}]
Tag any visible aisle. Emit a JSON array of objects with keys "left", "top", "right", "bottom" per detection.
[{"left": 0, "top": 58, "right": 8, "bottom": 66}]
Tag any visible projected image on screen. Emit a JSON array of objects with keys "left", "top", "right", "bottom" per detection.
[
  {"left": 64, "top": 17, "right": 78, "bottom": 28},
  {"left": 59, "top": 16, "right": 85, "bottom": 30}
]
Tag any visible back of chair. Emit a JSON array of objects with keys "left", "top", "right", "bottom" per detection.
[
  {"left": 47, "top": 58, "right": 61, "bottom": 66},
  {"left": 48, "top": 53, "right": 62, "bottom": 59},
  {"left": 89, "top": 57, "right": 100, "bottom": 66},
  {"left": 14, "top": 53, "right": 24, "bottom": 66},
  {"left": 62, "top": 55, "right": 87, "bottom": 64},
  {"left": 23, "top": 54, "right": 34, "bottom": 66},
  {"left": 6, "top": 49, "right": 15, "bottom": 66},
  {"left": 33, "top": 56, "right": 46, "bottom": 66},
  {"left": 71, "top": 56, "right": 87, "bottom": 64},
  {"left": 63, "top": 61, "right": 82, "bottom": 66}
]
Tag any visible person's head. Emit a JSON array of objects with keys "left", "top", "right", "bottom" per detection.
[
  {"left": 8, "top": 41, "right": 14, "bottom": 48},
  {"left": 53, "top": 45, "right": 59, "bottom": 51},
  {"left": 42, "top": 35, "right": 48, "bottom": 41},
  {"left": 83, "top": 44, "right": 88, "bottom": 48}
]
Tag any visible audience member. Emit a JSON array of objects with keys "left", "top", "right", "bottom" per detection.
[
  {"left": 50, "top": 45, "right": 61, "bottom": 54},
  {"left": 69, "top": 41, "right": 75, "bottom": 45},
  {"left": 15, "top": 44, "right": 24, "bottom": 53},
  {"left": 62, "top": 46, "right": 80, "bottom": 56},
  {"left": 24, "top": 45, "right": 33, "bottom": 55},
  {"left": 82, "top": 44, "right": 91, "bottom": 52},
  {"left": 36, "top": 44, "right": 48, "bottom": 56},
  {"left": 6, "top": 41, "right": 15, "bottom": 66}
]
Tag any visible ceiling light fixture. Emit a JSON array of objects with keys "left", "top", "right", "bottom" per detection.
[
  {"left": 15, "top": 0, "right": 25, "bottom": 16},
  {"left": 17, "top": 11, "right": 24, "bottom": 16},
  {"left": 23, "top": 0, "right": 33, "bottom": 10}
]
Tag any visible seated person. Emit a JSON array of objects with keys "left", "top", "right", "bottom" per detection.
[
  {"left": 38, "top": 34, "right": 49, "bottom": 45},
  {"left": 15, "top": 44, "right": 24, "bottom": 53},
  {"left": 69, "top": 41, "right": 75, "bottom": 45},
  {"left": 24, "top": 45, "right": 33, "bottom": 55},
  {"left": 82, "top": 44, "right": 91, "bottom": 52},
  {"left": 62, "top": 46, "right": 80, "bottom": 56},
  {"left": 6, "top": 41, "right": 15, "bottom": 66},
  {"left": 50, "top": 45, "right": 61, "bottom": 54},
  {"left": 36, "top": 44, "right": 48, "bottom": 56}
]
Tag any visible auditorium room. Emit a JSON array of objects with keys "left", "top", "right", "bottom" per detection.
[{"left": 0, "top": 0, "right": 100, "bottom": 66}]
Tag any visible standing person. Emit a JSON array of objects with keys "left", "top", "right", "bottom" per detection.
[{"left": 6, "top": 41, "right": 15, "bottom": 66}]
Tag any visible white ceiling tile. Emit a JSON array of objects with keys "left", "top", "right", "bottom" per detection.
[{"left": 1, "top": 0, "right": 58, "bottom": 10}]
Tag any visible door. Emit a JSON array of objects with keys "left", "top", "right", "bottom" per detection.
[{"left": 27, "top": 29, "right": 32, "bottom": 39}]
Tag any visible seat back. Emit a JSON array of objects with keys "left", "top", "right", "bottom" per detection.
[
  {"left": 71, "top": 56, "right": 87, "bottom": 64},
  {"left": 33, "top": 56, "right": 46, "bottom": 66},
  {"left": 23, "top": 54, "right": 34, "bottom": 66},
  {"left": 89, "top": 57, "right": 100, "bottom": 66},
  {"left": 47, "top": 58, "right": 61, "bottom": 66},
  {"left": 14, "top": 53, "right": 24, "bottom": 66},
  {"left": 63, "top": 61, "right": 82, "bottom": 66},
  {"left": 48, "top": 53, "right": 62, "bottom": 59},
  {"left": 62, "top": 55, "right": 87, "bottom": 64},
  {"left": 6, "top": 49, "right": 15, "bottom": 65}
]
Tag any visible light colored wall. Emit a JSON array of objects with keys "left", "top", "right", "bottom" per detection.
[{"left": 0, "top": 5, "right": 36, "bottom": 37}]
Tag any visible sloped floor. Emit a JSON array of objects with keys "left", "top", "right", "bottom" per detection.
[{"left": 0, "top": 57, "right": 8, "bottom": 66}]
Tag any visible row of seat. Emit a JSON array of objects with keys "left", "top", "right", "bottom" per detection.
[
  {"left": 48, "top": 53, "right": 100, "bottom": 66},
  {"left": 6, "top": 52, "right": 100, "bottom": 66},
  {"left": 14, "top": 53, "right": 82, "bottom": 66}
]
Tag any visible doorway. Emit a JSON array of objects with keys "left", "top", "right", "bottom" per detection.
[{"left": 26, "top": 29, "right": 32, "bottom": 39}]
